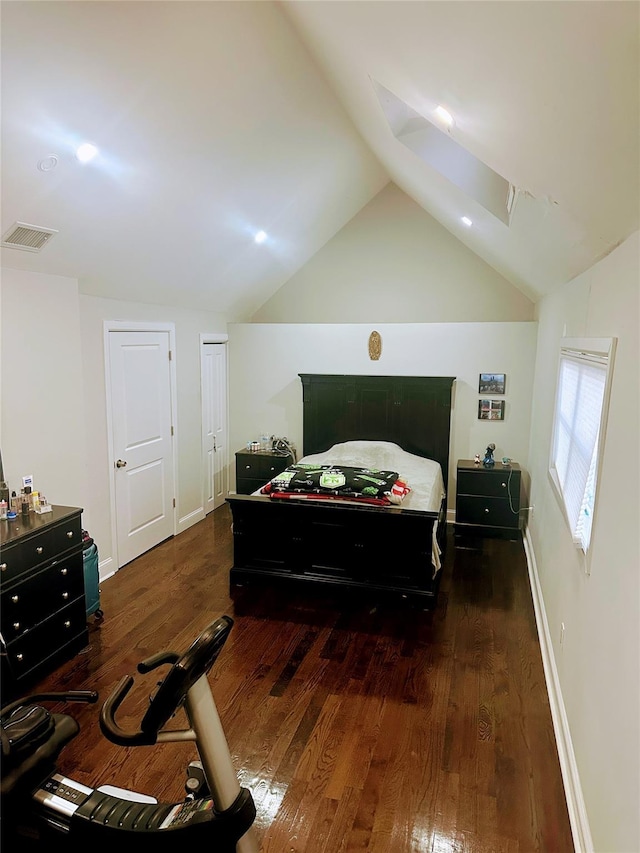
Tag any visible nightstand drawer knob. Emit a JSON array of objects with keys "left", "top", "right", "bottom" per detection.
[
  {"left": 62, "top": 591, "right": 69, "bottom": 600},
  {"left": 61, "top": 568, "right": 68, "bottom": 575},
  {"left": 245, "top": 465, "right": 251, "bottom": 470},
  {"left": 16, "top": 654, "right": 23, "bottom": 662},
  {"left": 11, "top": 595, "right": 19, "bottom": 603},
  {"left": 0, "top": 563, "right": 6, "bottom": 572},
  {"left": 66, "top": 531, "right": 74, "bottom": 539},
  {"left": 13, "top": 622, "right": 20, "bottom": 630},
  {"left": 501, "top": 483, "right": 506, "bottom": 488},
  {"left": 484, "top": 508, "right": 490, "bottom": 513},
  {"left": 36, "top": 546, "right": 44, "bottom": 555},
  {"left": 64, "top": 620, "right": 71, "bottom": 628}
]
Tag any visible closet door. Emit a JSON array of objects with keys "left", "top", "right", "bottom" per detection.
[{"left": 201, "top": 342, "right": 228, "bottom": 513}]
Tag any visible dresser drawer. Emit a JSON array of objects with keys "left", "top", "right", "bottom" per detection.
[
  {"left": 456, "top": 495, "right": 519, "bottom": 529},
  {"left": 457, "top": 469, "right": 519, "bottom": 500},
  {"left": 0, "top": 513, "right": 83, "bottom": 583},
  {"left": 1, "top": 552, "right": 85, "bottom": 638},
  {"left": 4, "top": 598, "right": 88, "bottom": 682}
]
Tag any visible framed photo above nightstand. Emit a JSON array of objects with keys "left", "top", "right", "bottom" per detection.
[
  {"left": 479, "top": 373, "right": 505, "bottom": 394},
  {"left": 478, "top": 399, "right": 505, "bottom": 420}
]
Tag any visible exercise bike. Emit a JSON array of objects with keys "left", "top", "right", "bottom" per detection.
[{"left": 1, "top": 615, "right": 258, "bottom": 852}]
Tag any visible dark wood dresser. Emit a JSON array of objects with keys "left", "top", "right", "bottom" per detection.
[
  {"left": 455, "top": 459, "right": 522, "bottom": 539},
  {"left": 1, "top": 505, "right": 88, "bottom": 695},
  {"left": 235, "top": 449, "right": 294, "bottom": 495}
]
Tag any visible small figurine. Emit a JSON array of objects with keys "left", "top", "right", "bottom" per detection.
[
  {"left": 474, "top": 453, "right": 481, "bottom": 466},
  {"left": 483, "top": 443, "right": 496, "bottom": 468}
]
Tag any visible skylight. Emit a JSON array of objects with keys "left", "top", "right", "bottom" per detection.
[{"left": 373, "top": 81, "right": 515, "bottom": 226}]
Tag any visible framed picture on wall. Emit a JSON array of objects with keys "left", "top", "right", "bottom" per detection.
[
  {"left": 478, "top": 399, "right": 505, "bottom": 421},
  {"left": 479, "top": 373, "right": 506, "bottom": 394}
]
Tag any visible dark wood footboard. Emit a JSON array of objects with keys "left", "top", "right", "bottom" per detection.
[{"left": 226, "top": 493, "right": 446, "bottom": 606}]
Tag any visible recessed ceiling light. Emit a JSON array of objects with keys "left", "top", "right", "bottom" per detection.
[
  {"left": 254, "top": 230, "right": 267, "bottom": 244},
  {"left": 434, "top": 105, "right": 454, "bottom": 127},
  {"left": 461, "top": 216, "right": 473, "bottom": 227},
  {"left": 76, "top": 143, "right": 98, "bottom": 163}
]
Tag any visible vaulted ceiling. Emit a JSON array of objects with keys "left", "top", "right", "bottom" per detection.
[{"left": 2, "top": 1, "right": 638, "bottom": 319}]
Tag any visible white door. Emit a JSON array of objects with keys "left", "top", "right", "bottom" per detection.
[
  {"left": 108, "top": 330, "right": 175, "bottom": 567},
  {"left": 201, "top": 342, "right": 228, "bottom": 513}
]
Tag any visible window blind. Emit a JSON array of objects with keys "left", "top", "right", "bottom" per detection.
[{"left": 550, "top": 345, "right": 611, "bottom": 553}]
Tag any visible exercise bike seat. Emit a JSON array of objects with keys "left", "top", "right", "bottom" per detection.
[{"left": 1, "top": 711, "right": 79, "bottom": 797}]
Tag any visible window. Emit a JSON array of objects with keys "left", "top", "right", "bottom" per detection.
[{"left": 549, "top": 338, "right": 616, "bottom": 561}]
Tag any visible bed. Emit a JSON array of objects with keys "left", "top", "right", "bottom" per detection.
[{"left": 226, "top": 374, "right": 456, "bottom": 606}]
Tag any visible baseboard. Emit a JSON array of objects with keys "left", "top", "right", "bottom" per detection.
[
  {"left": 178, "top": 507, "right": 205, "bottom": 534},
  {"left": 523, "top": 527, "right": 593, "bottom": 853},
  {"left": 98, "top": 555, "right": 116, "bottom": 583}
]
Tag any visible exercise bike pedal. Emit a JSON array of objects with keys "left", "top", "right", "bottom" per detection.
[{"left": 185, "top": 760, "right": 210, "bottom": 798}]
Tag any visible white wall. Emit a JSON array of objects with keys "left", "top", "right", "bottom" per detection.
[
  {"left": 227, "top": 321, "right": 537, "bottom": 513},
  {"left": 1, "top": 269, "right": 87, "bottom": 509},
  {"left": 252, "top": 183, "right": 535, "bottom": 323},
  {"left": 527, "top": 231, "right": 639, "bottom": 853},
  {"left": 0, "top": 268, "right": 229, "bottom": 580}
]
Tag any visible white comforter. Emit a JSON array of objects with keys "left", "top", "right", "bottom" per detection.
[{"left": 298, "top": 440, "right": 446, "bottom": 573}]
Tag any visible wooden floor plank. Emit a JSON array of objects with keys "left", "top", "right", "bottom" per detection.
[{"left": 16, "top": 506, "right": 574, "bottom": 852}]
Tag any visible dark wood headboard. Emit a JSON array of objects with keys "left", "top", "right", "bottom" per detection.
[{"left": 299, "top": 374, "right": 455, "bottom": 491}]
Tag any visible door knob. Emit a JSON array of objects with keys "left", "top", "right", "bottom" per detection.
[{"left": 116, "top": 459, "right": 127, "bottom": 468}]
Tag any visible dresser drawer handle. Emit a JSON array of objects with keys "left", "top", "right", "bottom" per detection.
[
  {"left": 62, "top": 591, "right": 69, "bottom": 600},
  {"left": 61, "top": 568, "right": 68, "bottom": 576},
  {"left": 64, "top": 620, "right": 72, "bottom": 629},
  {"left": 36, "top": 546, "right": 44, "bottom": 555},
  {"left": 11, "top": 595, "right": 19, "bottom": 604},
  {"left": 66, "top": 531, "right": 74, "bottom": 539},
  {"left": 0, "top": 563, "right": 6, "bottom": 572},
  {"left": 501, "top": 483, "right": 506, "bottom": 488},
  {"left": 13, "top": 622, "right": 20, "bottom": 630},
  {"left": 16, "top": 653, "right": 24, "bottom": 662},
  {"left": 484, "top": 508, "right": 490, "bottom": 513},
  {"left": 245, "top": 465, "right": 251, "bottom": 470}
]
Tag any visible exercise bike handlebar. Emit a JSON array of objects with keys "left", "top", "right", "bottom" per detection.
[
  {"left": 1, "top": 690, "right": 99, "bottom": 718},
  {"left": 100, "top": 615, "right": 235, "bottom": 748},
  {"left": 100, "top": 676, "right": 154, "bottom": 746},
  {"left": 137, "top": 651, "right": 180, "bottom": 674}
]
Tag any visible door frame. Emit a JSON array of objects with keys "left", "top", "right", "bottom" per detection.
[
  {"left": 199, "top": 333, "right": 229, "bottom": 514},
  {"left": 104, "top": 320, "right": 178, "bottom": 570}
]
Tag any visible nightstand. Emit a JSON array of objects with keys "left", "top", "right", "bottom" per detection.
[
  {"left": 455, "top": 459, "right": 522, "bottom": 539},
  {"left": 235, "top": 449, "right": 294, "bottom": 495}
]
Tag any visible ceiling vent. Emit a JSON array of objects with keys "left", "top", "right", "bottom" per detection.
[{"left": 2, "top": 221, "right": 58, "bottom": 252}]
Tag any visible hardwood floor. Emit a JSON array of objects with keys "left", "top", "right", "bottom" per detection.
[{"left": 22, "top": 505, "right": 573, "bottom": 852}]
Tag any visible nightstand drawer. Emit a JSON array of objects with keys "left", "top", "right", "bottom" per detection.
[
  {"left": 456, "top": 495, "right": 519, "bottom": 528},
  {"left": 235, "top": 449, "right": 293, "bottom": 494},
  {"left": 237, "top": 457, "right": 290, "bottom": 480},
  {"left": 457, "top": 470, "right": 516, "bottom": 499},
  {"left": 237, "top": 477, "right": 273, "bottom": 496}
]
